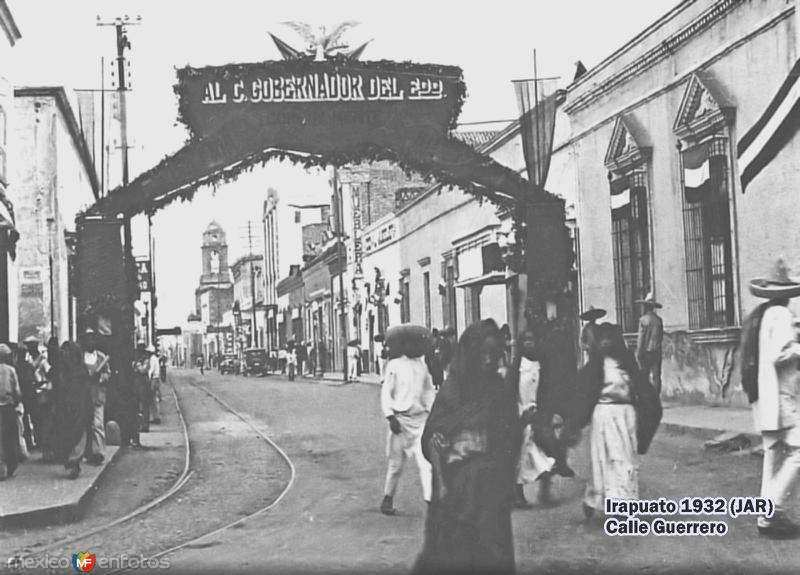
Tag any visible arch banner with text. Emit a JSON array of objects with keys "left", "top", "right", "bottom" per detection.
[{"left": 87, "top": 58, "right": 545, "bottom": 218}]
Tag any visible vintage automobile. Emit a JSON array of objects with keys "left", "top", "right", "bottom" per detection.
[
  {"left": 219, "top": 355, "right": 241, "bottom": 375},
  {"left": 242, "top": 348, "right": 269, "bottom": 376}
]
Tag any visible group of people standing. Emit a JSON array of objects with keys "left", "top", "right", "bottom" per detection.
[
  {"left": 0, "top": 328, "right": 111, "bottom": 481},
  {"left": 378, "top": 298, "right": 665, "bottom": 572}
]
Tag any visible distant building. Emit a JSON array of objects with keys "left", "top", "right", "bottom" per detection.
[
  {"left": 13, "top": 87, "right": 100, "bottom": 343},
  {"left": 0, "top": 1, "right": 20, "bottom": 342},
  {"left": 262, "top": 187, "right": 328, "bottom": 350},
  {"left": 231, "top": 253, "right": 264, "bottom": 348},
  {"left": 194, "top": 221, "right": 233, "bottom": 361}
]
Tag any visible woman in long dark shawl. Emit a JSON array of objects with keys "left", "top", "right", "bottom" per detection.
[
  {"left": 52, "top": 341, "right": 93, "bottom": 478},
  {"left": 413, "top": 319, "right": 521, "bottom": 575}
]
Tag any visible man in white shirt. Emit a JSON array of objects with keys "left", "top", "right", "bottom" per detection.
[
  {"left": 514, "top": 330, "right": 556, "bottom": 508},
  {"left": 148, "top": 347, "right": 162, "bottom": 425},
  {"left": 746, "top": 260, "right": 800, "bottom": 538},
  {"left": 82, "top": 328, "right": 110, "bottom": 465},
  {"left": 379, "top": 353, "right": 436, "bottom": 516}
]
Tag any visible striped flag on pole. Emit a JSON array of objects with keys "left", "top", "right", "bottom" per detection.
[{"left": 737, "top": 58, "right": 800, "bottom": 193}]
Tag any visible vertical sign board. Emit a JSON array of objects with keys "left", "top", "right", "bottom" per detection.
[
  {"left": 351, "top": 183, "right": 363, "bottom": 278},
  {"left": 136, "top": 259, "right": 152, "bottom": 292}
]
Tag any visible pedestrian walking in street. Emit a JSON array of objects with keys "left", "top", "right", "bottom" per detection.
[
  {"left": 347, "top": 340, "right": 360, "bottom": 382},
  {"left": 198, "top": 355, "right": 205, "bottom": 375},
  {"left": 287, "top": 345, "right": 297, "bottom": 381},
  {"left": 148, "top": 346, "right": 162, "bottom": 425},
  {"left": 133, "top": 344, "right": 151, "bottom": 434},
  {"left": 576, "top": 323, "right": 660, "bottom": 520},
  {"left": 512, "top": 330, "right": 557, "bottom": 508},
  {"left": 296, "top": 341, "right": 308, "bottom": 376},
  {"left": 413, "top": 320, "right": 519, "bottom": 575},
  {"left": 741, "top": 259, "right": 800, "bottom": 538},
  {"left": 159, "top": 353, "right": 168, "bottom": 383},
  {"left": 25, "top": 336, "right": 54, "bottom": 459},
  {"left": 0, "top": 344, "right": 22, "bottom": 480},
  {"left": 379, "top": 334, "right": 436, "bottom": 516},
  {"left": 82, "top": 328, "right": 111, "bottom": 465},
  {"left": 16, "top": 343, "right": 37, "bottom": 453},
  {"left": 54, "top": 341, "right": 93, "bottom": 480},
  {"left": 426, "top": 330, "right": 444, "bottom": 390},
  {"left": 635, "top": 292, "right": 664, "bottom": 395},
  {"left": 579, "top": 306, "right": 606, "bottom": 365}
]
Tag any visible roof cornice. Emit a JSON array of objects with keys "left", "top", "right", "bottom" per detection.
[{"left": 564, "top": 0, "right": 745, "bottom": 115}]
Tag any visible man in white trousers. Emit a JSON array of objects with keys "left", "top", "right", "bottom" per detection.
[
  {"left": 744, "top": 259, "right": 800, "bottom": 539},
  {"left": 380, "top": 352, "right": 435, "bottom": 516}
]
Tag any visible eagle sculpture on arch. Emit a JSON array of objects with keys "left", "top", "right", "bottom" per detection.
[{"left": 270, "top": 21, "right": 371, "bottom": 61}]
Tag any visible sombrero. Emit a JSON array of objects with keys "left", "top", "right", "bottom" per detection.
[
  {"left": 579, "top": 306, "right": 607, "bottom": 322},
  {"left": 749, "top": 259, "right": 800, "bottom": 299},
  {"left": 635, "top": 292, "right": 663, "bottom": 309},
  {"left": 23, "top": 335, "right": 39, "bottom": 344}
]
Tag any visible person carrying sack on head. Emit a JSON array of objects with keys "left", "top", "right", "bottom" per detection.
[
  {"left": 635, "top": 292, "right": 664, "bottom": 396},
  {"left": 741, "top": 259, "right": 800, "bottom": 539}
]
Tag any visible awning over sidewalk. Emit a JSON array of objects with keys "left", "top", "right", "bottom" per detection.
[{"left": 454, "top": 270, "right": 518, "bottom": 289}]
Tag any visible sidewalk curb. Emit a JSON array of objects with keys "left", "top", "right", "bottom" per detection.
[{"left": 0, "top": 446, "right": 124, "bottom": 528}]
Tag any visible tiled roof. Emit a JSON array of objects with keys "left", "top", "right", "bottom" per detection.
[{"left": 452, "top": 130, "right": 499, "bottom": 150}]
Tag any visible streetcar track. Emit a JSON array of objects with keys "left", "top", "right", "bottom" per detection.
[
  {"left": 105, "top": 376, "right": 297, "bottom": 574},
  {"left": 7, "top": 377, "right": 193, "bottom": 566}
]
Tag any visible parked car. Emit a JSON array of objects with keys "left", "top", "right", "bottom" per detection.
[
  {"left": 219, "top": 356, "right": 240, "bottom": 375},
  {"left": 243, "top": 348, "right": 269, "bottom": 376}
]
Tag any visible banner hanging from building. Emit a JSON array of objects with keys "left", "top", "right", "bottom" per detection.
[{"left": 513, "top": 78, "right": 560, "bottom": 188}]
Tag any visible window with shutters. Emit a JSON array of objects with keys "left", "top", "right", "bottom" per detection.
[
  {"left": 610, "top": 171, "right": 651, "bottom": 333},
  {"left": 674, "top": 73, "right": 737, "bottom": 329},
  {"left": 604, "top": 116, "right": 653, "bottom": 333},
  {"left": 680, "top": 137, "right": 735, "bottom": 329},
  {"left": 440, "top": 255, "right": 458, "bottom": 335}
]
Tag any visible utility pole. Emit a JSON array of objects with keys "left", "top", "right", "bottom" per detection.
[
  {"left": 333, "top": 167, "right": 348, "bottom": 381},
  {"left": 96, "top": 14, "right": 141, "bottom": 448}
]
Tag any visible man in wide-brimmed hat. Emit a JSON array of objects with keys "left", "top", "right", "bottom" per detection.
[
  {"left": 579, "top": 306, "right": 607, "bottom": 364},
  {"left": 741, "top": 259, "right": 800, "bottom": 538},
  {"left": 635, "top": 292, "right": 664, "bottom": 395}
]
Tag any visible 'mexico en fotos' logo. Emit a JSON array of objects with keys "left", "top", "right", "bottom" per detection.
[{"left": 72, "top": 551, "right": 97, "bottom": 573}]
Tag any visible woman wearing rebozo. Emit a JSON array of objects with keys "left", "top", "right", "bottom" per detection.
[
  {"left": 576, "top": 323, "right": 661, "bottom": 519},
  {"left": 413, "top": 319, "right": 520, "bottom": 575}
]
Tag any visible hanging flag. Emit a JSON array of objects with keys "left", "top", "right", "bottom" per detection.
[
  {"left": 512, "top": 78, "right": 559, "bottom": 188},
  {"left": 737, "top": 58, "right": 800, "bottom": 193}
]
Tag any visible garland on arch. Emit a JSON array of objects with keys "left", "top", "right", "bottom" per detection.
[{"left": 84, "top": 56, "right": 549, "bottom": 219}]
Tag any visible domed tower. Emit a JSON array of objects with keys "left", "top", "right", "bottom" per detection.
[{"left": 200, "top": 221, "right": 230, "bottom": 286}]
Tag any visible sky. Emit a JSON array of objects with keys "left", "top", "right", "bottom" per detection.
[{"left": 7, "top": 0, "right": 678, "bottom": 326}]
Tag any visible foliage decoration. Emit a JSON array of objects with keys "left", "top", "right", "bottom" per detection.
[{"left": 83, "top": 56, "right": 551, "bottom": 219}]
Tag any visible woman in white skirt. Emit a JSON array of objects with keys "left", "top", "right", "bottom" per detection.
[{"left": 576, "top": 323, "right": 643, "bottom": 518}]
